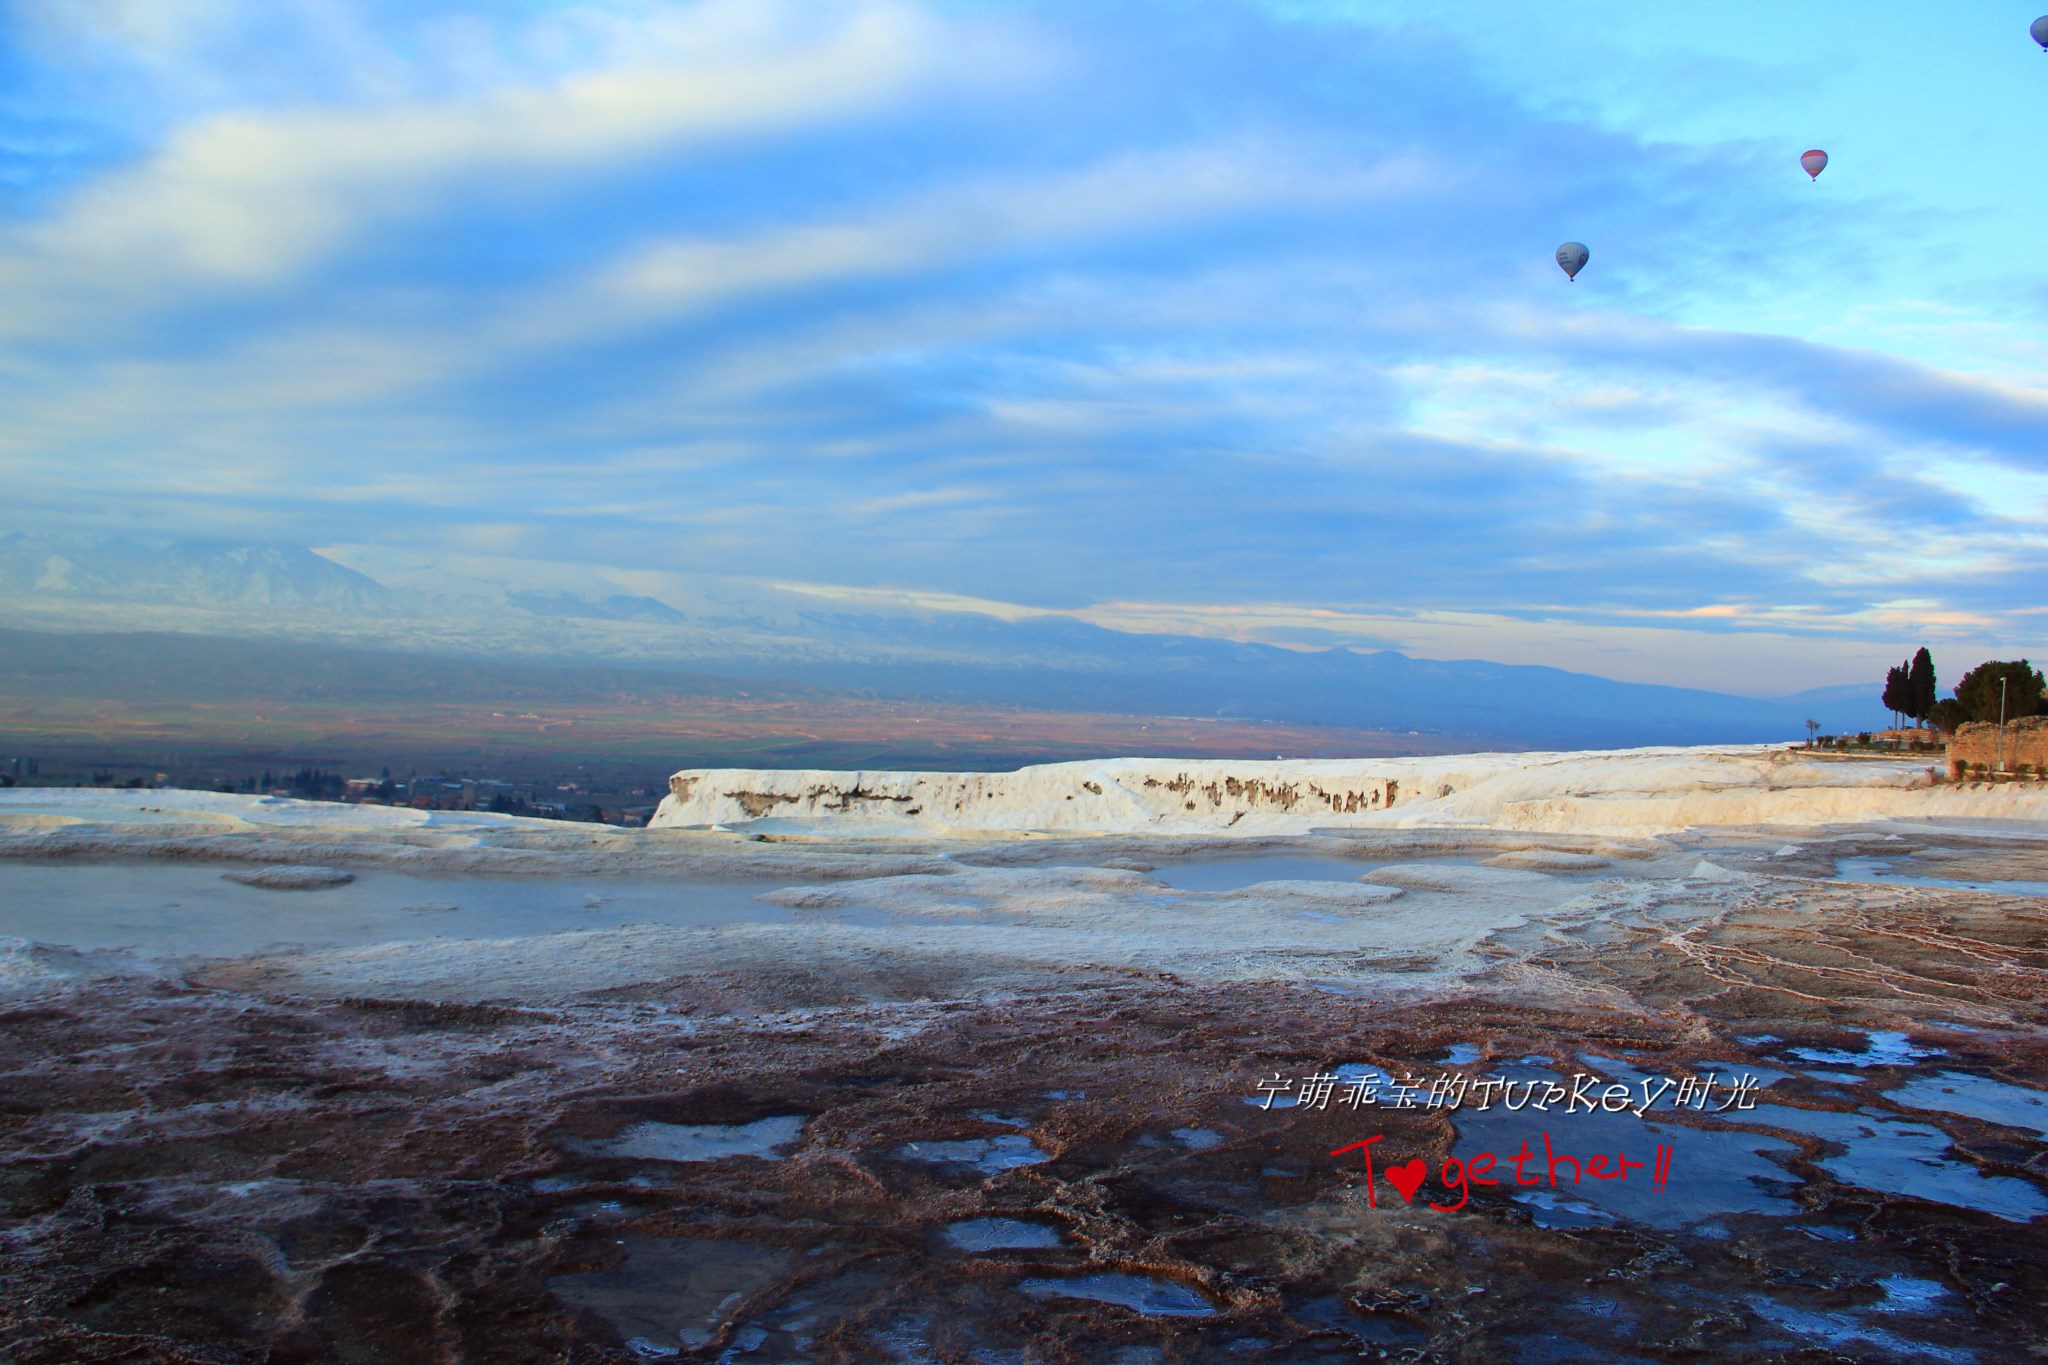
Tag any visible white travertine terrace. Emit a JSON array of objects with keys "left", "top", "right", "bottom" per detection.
[
  {"left": 4, "top": 749, "right": 2044, "bottom": 1001},
  {"left": 653, "top": 744, "right": 2047, "bottom": 838}
]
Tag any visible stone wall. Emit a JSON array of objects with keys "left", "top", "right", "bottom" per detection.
[{"left": 1947, "top": 716, "right": 2048, "bottom": 774}]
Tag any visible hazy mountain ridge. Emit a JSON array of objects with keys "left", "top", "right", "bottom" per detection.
[
  {"left": 0, "top": 533, "right": 1896, "bottom": 745},
  {"left": 0, "top": 628, "right": 819, "bottom": 706},
  {"left": 704, "top": 643, "right": 1856, "bottom": 748},
  {"left": 507, "top": 590, "right": 692, "bottom": 625},
  {"left": 0, "top": 533, "right": 389, "bottom": 612}
]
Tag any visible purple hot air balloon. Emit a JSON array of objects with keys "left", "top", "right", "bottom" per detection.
[
  {"left": 2032, "top": 15, "right": 2048, "bottom": 50},
  {"left": 1800, "top": 148, "right": 1828, "bottom": 181}
]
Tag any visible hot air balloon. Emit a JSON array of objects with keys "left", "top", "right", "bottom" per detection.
[
  {"left": 2032, "top": 15, "right": 2048, "bottom": 50},
  {"left": 1800, "top": 148, "right": 1828, "bottom": 181},
  {"left": 1556, "top": 241, "right": 1588, "bottom": 282}
]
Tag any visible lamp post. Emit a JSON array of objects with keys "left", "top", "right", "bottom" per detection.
[{"left": 1998, "top": 677, "right": 2008, "bottom": 774}]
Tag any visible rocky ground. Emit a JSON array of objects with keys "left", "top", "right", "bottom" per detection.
[{"left": 2, "top": 803, "right": 2045, "bottom": 1363}]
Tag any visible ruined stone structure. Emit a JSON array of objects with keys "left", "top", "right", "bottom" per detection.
[{"left": 1948, "top": 715, "right": 2048, "bottom": 775}]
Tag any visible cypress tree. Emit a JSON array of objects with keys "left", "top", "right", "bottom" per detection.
[
  {"left": 1907, "top": 648, "right": 1935, "bottom": 726},
  {"left": 1882, "top": 663, "right": 1910, "bottom": 730}
]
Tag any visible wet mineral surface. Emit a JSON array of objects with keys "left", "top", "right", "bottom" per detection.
[{"left": 2, "top": 817, "right": 2045, "bottom": 1363}]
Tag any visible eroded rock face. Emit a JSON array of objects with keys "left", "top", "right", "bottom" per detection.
[
  {"left": 651, "top": 761, "right": 1429, "bottom": 834},
  {"left": 2, "top": 849, "right": 2045, "bottom": 1363}
]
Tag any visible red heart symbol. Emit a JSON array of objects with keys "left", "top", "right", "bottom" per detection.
[{"left": 1385, "top": 1158, "right": 1427, "bottom": 1205}]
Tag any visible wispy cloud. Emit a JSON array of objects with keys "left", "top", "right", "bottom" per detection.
[{"left": 0, "top": 1, "right": 963, "bottom": 331}]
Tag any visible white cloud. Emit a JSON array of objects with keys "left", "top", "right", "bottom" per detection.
[
  {"left": 0, "top": 0, "right": 960, "bottom": 334},
  {"left": 0, "top": 136, "right": 1427, "bottom": 469},
  {"left": 543, "top": 140, "right": 1438, "bottom": 337}
]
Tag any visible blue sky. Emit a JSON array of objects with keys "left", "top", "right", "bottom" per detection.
[{"left": 2, "top": 0, "right": 2045, "bottom": 691}]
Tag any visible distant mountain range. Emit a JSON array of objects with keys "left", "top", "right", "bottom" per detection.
[
  {"left": 708, "top": 630, "right": 1897, "bottom": 747},
  {"left": 508, "top": 589, "right": 691, "bottom": 625},
  {"left": 0, "top": 627, "right": 813, "bottom": 706},
  {"left": 0, "top": 531, "right": 1898, "bottom": 748},
  {"left": 0, "top": 533, "right": 389, "bottom": 612}
]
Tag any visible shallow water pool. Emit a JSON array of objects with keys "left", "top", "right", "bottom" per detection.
[
  {"left": 567, "top": 1116, "right": 807, "bottom": 1164},
  {"left": 1885, "top": 1071, "right": 2048, "bottom": 1138},
  {"left": 1017, "top": 1273, "right": 1216, "bottom": 1318},
  {"left": 1139, "top": 854, "right": 1386, "bottom": 892},
  {"left": 0, "top": 860, "right": 802, "bottom": 959},
  {"left": 1704, "top": 1103, "right": 2048, "bottom": 1223},
  {"left": 943, "top": 1218, "right": 1064, "bottom": 1251},
  {"left": 1830, "top": 855, "right": 2048, "bottom": 898},
  {"left": 549, "top": 1236, "right": 790, "bottom": 1353}
]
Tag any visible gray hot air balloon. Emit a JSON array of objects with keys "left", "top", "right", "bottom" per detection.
[
  {"left": 2034, "top": 15, "right": 2048, "bottom": 49},
  {"left": 1556, "top": 241, "right": 1589, "bottom": 282}
]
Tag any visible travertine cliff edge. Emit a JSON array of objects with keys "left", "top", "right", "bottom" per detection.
[{"left": 652, "top": 744, "right": 2047, "bottom": 837}]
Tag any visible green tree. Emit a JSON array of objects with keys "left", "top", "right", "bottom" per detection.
[
  {"left": 1881, "top": 663, "right": 1911, "bottom": 729},
  {"left": 1953, "top": 660, "right": 2047, "bottom": 724},
  {"left": 1907, "top": 647, "right": 1936, "bottom": 726},
  {"left": 1929, "top": 698, "right": 1967, "bottom": 733}
]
